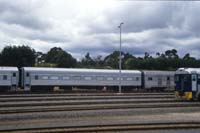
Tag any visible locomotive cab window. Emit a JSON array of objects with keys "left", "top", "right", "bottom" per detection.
[
  {"left": 148, "top": 77, "right": 153, "bottom": 81},
  {"left": 3, "top": 75, "right": 7, "bottom": 80}
]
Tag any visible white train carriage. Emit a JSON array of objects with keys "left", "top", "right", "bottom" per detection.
[
  {"left": 21, "top": 67, "right": 142, "bottom": 91},
  {"left": 0, "top": 67, "right": 19, "bottom": 91},
  {"left": 142, "top": 70, "right": 175, "bottom": 91}
]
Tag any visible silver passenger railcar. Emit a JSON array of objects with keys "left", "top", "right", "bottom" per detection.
[
  {"left": 142, "top": 70, "right": 175, "bottom": 91},
  {"left": 0, "top": 67, "right": 19, "bottom": 91},
  {"left": 21, "top": 67, "right": 142, "bottom": 91}
]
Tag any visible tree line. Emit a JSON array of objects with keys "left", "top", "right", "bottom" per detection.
[{"left": 0, "top": 45, "right": 200, "bottom": 70}]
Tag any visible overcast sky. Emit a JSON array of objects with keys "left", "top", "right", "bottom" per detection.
[{"left": 0, "top": 0, "right": 200, "bottom": 59}]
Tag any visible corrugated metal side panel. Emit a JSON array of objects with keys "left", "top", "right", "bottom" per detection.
[
  {"left": 28, "top": 71, "right": 142, "bottom": 86},
  {"left": 22, "top": 67, "right": 141, "bottom": 74}
]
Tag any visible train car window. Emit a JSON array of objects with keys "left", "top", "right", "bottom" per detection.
[
  {"left": 26, "top": 73, "right": 30, "bottom": 77},
  {"left": 42, "top": 76, "right": 48, "bottom": 80},
  {"left": 3, "top": 75, "right": 7, "bottom": 80},
  {"left": 136, "top": 77, "right": 140, "bottom": 81},
  {"left": 148, "top": 77, "right": 152, "bottom": 81},
  {"left": 117, "top": 77, "right": 123, "bottom": 80},
  {"left": 97, "top": 76, "right": 104, "bottom": 81},
  {"left": 182, "top": 75, "right": 191, "bottom": 82},
  {"left": 175, "top": 75, "right": 179, "bottom": 82},
  {"left": 192, "top": 75, "right": 196, "bottom": 81},
  {"left": 167, "top": 77, "right": 170, "bottom": 81},
  {"left": 13, "top": 73, "right": 16, "bottom": 77},
  {"left": 63, "top": 76, "right": 70, "bottom": 80},
  {"left": 35, "top": 75, "right": 38, "bottom": 80},
  {"left": 127, "top": 77, "right": 133, "bottom": 81},
  {"left": 84, "top": 77, "right": 92, "bottom": 80},
  {"left": 107, "top": 77, "right": 114, "bottom": 81},
  {"left": 50, "top": 76, "right": 59, "bottom": 80},
  {"left": 73, "top": 76, "right": 81, "bottom": 80}
]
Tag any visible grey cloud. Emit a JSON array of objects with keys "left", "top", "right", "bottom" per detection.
[
  {"left": 86, "top": 2, "right": 181, "bottom": 34},
  {"left": 44, "top": 2, "right": 200, "bottom": 59},
  {"left": 1, "top": 1, "right": 200, "bottom": 59},
  {"left": 0, "top": 1, "right": 25, "bottom": 13},
  {"left": 26, "top": 32, "right": 69, "bottom": 43},
  {"left": 0, "top": 0, "right": 51, "bottom": 30}
]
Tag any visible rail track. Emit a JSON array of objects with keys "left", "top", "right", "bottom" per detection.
[
  {"left": 1, "top": 122, "right": 200, "bottom": 133},
  {"left": 0, "top": 93, "right": 197, "bottom": 114},
  {"left": 1, "top": 92, "right": 200, "bottom": 132},
  {"left": 0, "top": 92, "right": 174, "bottom": 98},
  {"left": 0, "top": 95, "right": 174, "bottom": 102},
  {"left": 0, "top": 101, "right": 199, "bottom": 114},
  {"left": 0, "top": 98, "right": 176, "bottom": 107}
]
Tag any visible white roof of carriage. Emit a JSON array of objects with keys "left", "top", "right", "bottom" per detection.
[
  {"left": 22, "top": 67, "right": 141, "bottom": 74},
  {"left": 176, "top": 68, "right": 200, "bottom": 74},
  {"left": 0, "top": 67, "right": 18, "bottom": 72}
]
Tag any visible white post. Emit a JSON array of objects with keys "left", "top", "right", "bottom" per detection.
[{"left": 118, "top": 22, "right": 124, "bottom": 94}]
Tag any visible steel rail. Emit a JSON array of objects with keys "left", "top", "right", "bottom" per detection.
[
  {"left": 0, "top": 102, "right": 199, "bottom": 114},
  {"left": 0, "top": 92, "right": 174, "bottom": 98},
  {"left": 1, "top": 122, "right": 200, "bottom": 133}
]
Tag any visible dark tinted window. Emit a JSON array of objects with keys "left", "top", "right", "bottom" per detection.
[
  {"left": 175, "top": 75, "right": 179, "bottom": 82},
  {"left": 35, "top": 75, "right": 38, "bottom": 80},
  {"left": 13, "top": 73, "right": 16, "bottom": 77},
  {"left": 167, "top": 76, "right": 170, "bottom": 80},
  {"left": 26, "top": 73, "right": 30, "bottom": 77},
  {"left": 192, "top": 75, "right": 196, "bottom": 81},
  {"left": 3, "top": 75, "right": 7, "bottom": 80},
  {"left": 148, "top": 77, "right": 152, "bottom": 81}
]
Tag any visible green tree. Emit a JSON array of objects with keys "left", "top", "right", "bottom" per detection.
[
  {"left": 45, "top": 47, "right": 62, "bottom": 63},
  {"left": 181, "top": 53, "right": 198, "bottom": 68},
  {"left": 104, "top": 51, "right": 126, "bottom": 69},
  {"left": 1, "top": 45, "right": 36, "bottom": 68},
  {"left": 45, "top": 47, "right": 77, "bottom": 68},
  {"left": 80, "top": 52, "right": 95, "bottom": 68},
  {"left": 35, "top": 51, "right": 46, "bottom": 66},
  {"left": 165, "top": 49, "right": 179, "bottom": 59},
  {"left": 56, "top": 51, "right": 77, "bottom": 68},
  {"left": 94, "top": 55, "right": 104, "bottom": 68}
]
